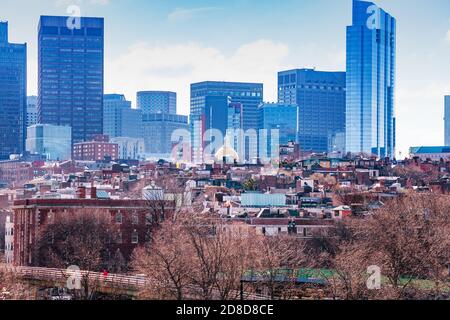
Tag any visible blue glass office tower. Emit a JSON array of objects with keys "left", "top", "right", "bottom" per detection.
[
  {"left": 346, "top": 0, "right": 396, "bottom": 158},
  {"left": 190, "top": 81, "right": 263, "bottom": 163},
  {"left": 258, "top": 103, "right": 299, "bottom": 158},
  {"left": 104, "top": 94, "right": 142, "bottom": 138},
  {"left": 142, "top": 113, "right": 188, "bottom": 155},
  {"left": 278, "top": 69, "right": 346, "bottom": 154},
  {"left": 38, "top": 16, "right": 104, "bottom": 145},
  {"left": 137, "top": 91, "right": 177, "bottom": 115},
  {"left": 0, "top": 22, "right": 27, "bottom": 159}
]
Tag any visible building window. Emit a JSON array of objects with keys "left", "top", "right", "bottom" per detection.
[
  {"left": 132, "top": 211, "right": 139, "bottom": 225},
  {"left": 145, "top": 213, "right": 153, "bottom": 225},
  {"left": 115, "top": 211, "right": 123, "bottom": 224},
  {"left": 131, "top": 230, "right": 139, "bottom": 244},
  {"left": 47, "top": 211, "right": 54, "bottom": 224}
]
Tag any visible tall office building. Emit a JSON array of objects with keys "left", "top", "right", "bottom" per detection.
[
  {"left": 346, "top": 0, "right": 396, "bottom": 158},
  {"left": 27, "top": 96, "right": 38, "bottom": 127},
  {"left": 190, "top": 81, "right": 263, "bottom": 163},
  {"left": 38, "top": 16, "right": 104, "bottom": 145},
  {"left": 258, "top": 103, "right": 299, "bottom": 159},
  {"left": 142, "top": 113, "right": 188, "bottom": 155},
  {"left": 278, "top": 69, "right": 346, "bottom": 154},
  {"left": 26, "top": 124, "right": 72, "bottom": 161},
  {"left": 137, "top": 91, "right": 176, "bottom": 115},
  {"left": 0, "top": 22, "right": 27, "bottom": 159},
  {"left": 445, "top": 96, "right": 450, "bottom": 146},
  {"left": 103, "top": 94, "right": 142, "bottom": 138}
]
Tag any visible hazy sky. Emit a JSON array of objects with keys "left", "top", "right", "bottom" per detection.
[{"left": 1, "top": 0, "right": 449, "bottom": 157}]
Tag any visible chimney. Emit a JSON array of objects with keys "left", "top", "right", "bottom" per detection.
[
  {"left": 77, "top": 186, "right": 86, "bottom": 199},
  {"left": 91, "top": 186, "right": 97, "bottom": 199}
]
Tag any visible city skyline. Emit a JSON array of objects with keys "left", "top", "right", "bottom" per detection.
[{"left": 1, "top": 0, "right": 449, "bottom": 158}]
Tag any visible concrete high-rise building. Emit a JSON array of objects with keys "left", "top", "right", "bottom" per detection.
[
  {"left": 0, "top": 22, "right": 27, "bottom": 159},
  {"left": 27, "top": 96, "right": 38, "bottom": 127},
  {"left": 137, "top": 91, "right": 176, "bottom": 115},
  {"left": 445, "top": 96, "right": 450, "bottom": 146},
  {"left": 190, "top": 81, "right": 263, "bottom": 163},
  {"left": 103, "top": 94, "right": 142, "bottom": 138},
  {"left": 278, "top": 69, "right": 346, "bottom": 154},
  {"left": 38, "top": 16, "right": 104, "bottom": 145},
  {"left": 345, "top": 0, "right": 396, "bottom": 158}
]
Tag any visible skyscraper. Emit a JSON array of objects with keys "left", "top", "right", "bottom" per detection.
[
  {"left": 346, "top": 0, "right": 396, "bottom": 158},
  {"left": 26, "top": 124, "right": 72, "bottom": 161},
  {"left": 258, "top": 103, "right": 299, "bottom": 159},
  {"left": 142, "top": 113, "right": 188, "bottom": 155},
  {"left": 38, "top": 16, "right": 104, "bottom": 145},
  {"left": 27, "top": 96, "right": 38, "bottom": 127},
  {"left": 103, "top": 94, "right": 142, "bottom": 138},
  {"left": 137, "top": 91, "right": 176, "bottom": 115},
  {"left": 278, "top": 69, "right": 346, "bottom": 154},
  {"left": 445, "top": 96, "right": 450, "bottom": 146},
  {"left": 190, "top": 81, "right": 263, "bottom": 163},
  {"left": 0, "top": 22, "right": 27, "bottom": 159}
]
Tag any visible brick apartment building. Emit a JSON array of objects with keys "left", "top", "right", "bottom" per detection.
[
  {"left": 0, "top": 160, "right": 33, "bottom": 188},
  {"left": 72, "top": 135, "right": 119, "bottom": 161},
  {"left": 12, "top": 196, "right": 174, "bottom": 266}
]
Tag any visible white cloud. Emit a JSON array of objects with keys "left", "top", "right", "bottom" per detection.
[
  {"left": 105, "top": 40, "right": 290, "bottom": 114},
  {"left": 55, "top": 0, "right": 110, "bottom": 7},
  {"left": 446, "top": 30, "right": 450, "bottom": 43},
  {"left": 168, "top": 7, "right": 221, "bottom": 23}
]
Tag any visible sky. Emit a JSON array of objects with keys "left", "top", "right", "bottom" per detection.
[{"left": 1, "top": 0, "right": 449, "bottom": 158}]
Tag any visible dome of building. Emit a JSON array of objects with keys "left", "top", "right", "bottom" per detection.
[{"left": 214, "top": 144, "right": 239, "bottom": 163}]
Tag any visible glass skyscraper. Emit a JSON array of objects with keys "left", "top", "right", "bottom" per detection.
[
  {"left": 445, "top": 96, "right": 450, "bottom": 146},
  {"left": 278, "top": 69, "right": 346, "bottom": 154},
  {"left": 0, "top": 22, "right": 27, "bottom": 159},
  {"left": 26, "top": 124, "right": 72, "bottom": 161},
  {"left": 137, "top": 91, "right": 177, "bottom": 115},
  {"left": 38, "top": 16, "right": 104, "bottom": 145},
  {"left": 190, "top": 81, "right": 263, "bottom": 163},
  {"left": 27, "top": 96, "right": 38, "bottom": 127},
  {"left": 142, "top": 113, "right": 188, "bottom": 155},
  {"left": 103, "top": 94, "right": 142, "bottom": 138},
  {"left": 346, "top": 0, "right": 396, "bottom": 158}
]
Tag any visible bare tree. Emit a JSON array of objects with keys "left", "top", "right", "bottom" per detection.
[
  {"left": 133, "top": 213, "right": 262, "bottom": 300},
  {"left": 326, "top": 194, "right": 450, "bottom": 300},
  {"left": 0, "top": 269, "right": 32, "bottom": 300},
  {"left": 36, "top": 209, "right": 120, "bottom": 300}
]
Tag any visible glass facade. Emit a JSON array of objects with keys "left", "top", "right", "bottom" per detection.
[
  {"left": 445, "top": 96, "right": 450, "bottom": 146},
  {"left": 142, "top": 113, "right": 188, "bottom": 155},
  {"left": 278, "top": 69, "right": 346, "bottom": 154},
  {"left": 190, "top": 81, "right": 263, "bottom": 163},
  {"left": 26, "top": 124, "right": 72, "bottom": 161},
  {"left": 137, "top": 91, "right": 176, "bottom": 115},
  {"left": 103, "top": 94, "right": 142, "bottom": 138},
  {"left": 27, "top": 96, "right": 38, "bottom": 127},
  {"left": 0, "top": 22, "right": 27, "bottom": 159},
  {"left": 346, "top": 0, "right": 396, "bottom": 158},
  {"left": 258, "top": 103, "right": 299, "bottom": 157},
  {"left": 38, "top": 16, "right": 104, "bottom": 146}
]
